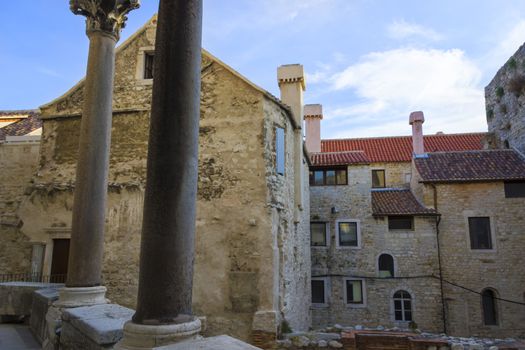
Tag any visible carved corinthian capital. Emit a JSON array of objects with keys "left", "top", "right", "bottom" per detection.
[{"left": 70, "top": 0, "right": 140, "bottom": 41}]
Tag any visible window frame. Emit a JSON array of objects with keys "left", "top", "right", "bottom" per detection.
[
  {"left": 467, "top": 216, "right": 496, "bottom": 251},
  {"left": 343, "top": 278, "right": 366, "bottom": 308},
  {"left": 377, "top": 253, "right": 395, "bottom": 278},
  {"left": 136, "top": 46, "right": 155, "bottom": 85},
  {"left": 388, "top": 216, "right": 414, "bottom": 231},
  {"left": 335, "top": 219, "right": 361, "bottom": 249},
  {"left": 392, "top": 289, "right": 413, "bottom": 322},
  {"left": 310, "top": 222, "right": 329, "bottom": 247},
  {"left": 311, "top": 277, "right": 330, "bottom": 307},
  {"left": 309, "top": 167, "right": 348, "bottom": 186},
  {"left": 275, "top": 126, "right": 286, "bottom": 176},
  {"left": 372, "top": 169, "right": 386, "bottom": 188},
  {"left": 504, "top": 181, "right": 525, "bottom": 198}
]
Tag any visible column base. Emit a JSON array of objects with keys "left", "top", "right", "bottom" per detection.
[
  {"left": 55, "top": 286, "right": 108, "bottom": 308},
  {"left": 115, "top": 317, "right": 201, "bottom": 350}
]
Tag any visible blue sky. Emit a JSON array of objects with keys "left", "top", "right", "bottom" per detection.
[{"left": 2, "top": 1, "right": 525, "bottom": 138}]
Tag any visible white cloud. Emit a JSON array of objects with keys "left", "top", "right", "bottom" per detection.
[
  {"left": 323, "top": 48, "right": 486, "bottom": 138},
  {"left": 387, "top": 20, "right": 443, "bottom": 42}
]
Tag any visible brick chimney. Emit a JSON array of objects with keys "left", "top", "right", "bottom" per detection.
[
  {"left": 304, "top": 104, "right": 322, "bottom": 153},
  {"left": 409, "top": 111, "right": 425, "bottom": 156},
  {"left": 277, "top": 64, "right": 306, "bottom": 219}
]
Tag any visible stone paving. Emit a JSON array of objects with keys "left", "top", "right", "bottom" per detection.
[{"left": 0, "top": 324, "right": 40, "bottom": 350}]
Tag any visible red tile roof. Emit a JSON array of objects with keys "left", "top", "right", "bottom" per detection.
[
  {"left": 415, "top": 150, "right": 525, "bottom": 183},
  {"left": 0, "top": 111, "right": 41, "bottom": 141},
  {"left": 371, "top": 189, "right": 437, "bottom": 216},
  {"left": 321, "top": 133, "right": 486, "bottom": 163},
  {"left": 310, "top": 151, "right": 370, "bottom": 166}
]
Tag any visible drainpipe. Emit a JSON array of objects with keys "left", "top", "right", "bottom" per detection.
[{"left": 432, "top": 183, "right": 447, "bottom": 334}]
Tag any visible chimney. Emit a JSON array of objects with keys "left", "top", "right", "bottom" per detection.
[
  {"left": 304, "top": 104, "right": 323, "bottom": 153},
  {"left": 409, "top": 111, "right": 425, "bottom": 156},
  {"left": 277, "top": 64, "right": 306, "bottom": 220}
]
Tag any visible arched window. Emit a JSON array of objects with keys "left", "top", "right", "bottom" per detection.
[
  {"left": 378, "top": 254, "right": 394, "bottom": 277},
  {"left": 393, "top": 290, "right": 412, "bottom": 321},
  {"left": 482, "top": 289, "right": 498, "bottom": 325}
]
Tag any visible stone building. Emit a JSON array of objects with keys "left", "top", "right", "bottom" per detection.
[
  {"left": 0, "top": 17, "right": 311, "bottom": 343},
  {"left": 306, "top": 106, "right": 525, "bottom": 338}
]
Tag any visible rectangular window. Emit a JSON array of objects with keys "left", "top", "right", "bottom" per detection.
[
  {"left": 276, "top": 127, "right": 285, "bottom": 175},
  {"left": 388, "top": 216, "right": 414, "bottom": 230},
  {"left": 345, "top": 279, "right": 364, "bottom": 304},
  {"left": 372, "top": 169, "right": 386, "bottom": 188},
  {"left": 309, "top": 168, "right": 347, "bottom": 186},
  {"left": 404, "top": 173, "right": 412, "bottom": 184},
  {"left": 468, "top": 217, "right": 492, "bottom": 250},
  {"left": 311, "top": 222, "right": 328, "bottom": 247},
  {"left": 504, "top": 181, "right": 525, "bottom": 198},
  {"left": 143, "top": 52, "right": 154, "bottom": 79},
  {"left": 311, "top": 279, "right": 327, "bottom": 305},
  {"left": 337, "top": 221, "right": 358, "bottom": 247}
]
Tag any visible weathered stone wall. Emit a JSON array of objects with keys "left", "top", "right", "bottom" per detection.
[
  {"left": 0, "top": 142, "right": 40, "bottom": 275},
  {"left": 485, "top": 43, "right": 525, "bottom": 153},
  {"left": 432, "top": 182, "right": 525, "bottom": 338},
  {"left": 370, "top": 162, "right": 412, "bottom": 188},
  {"left": 16, "top": 17, "right": 309, "bottom": 342},
  {"left": 310, "top": 163, "right": 442, "bottom": 332}
]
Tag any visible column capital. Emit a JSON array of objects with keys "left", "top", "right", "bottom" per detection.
[{"left": 70, "top": 0, "right": 140, "bottom": 41}]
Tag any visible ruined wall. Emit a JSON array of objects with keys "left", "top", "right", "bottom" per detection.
[
  {"left": 434, "top": 182, "right": 525, "bottom": 338},
  {"left": 310, "top": 164, "right": 442, "bottom": 332},
  {"left": 485, "top": 43, "right": 525, "bottom": 153},
  {"left": 0, "top": 141, "right": 40, "bottom": 274}
]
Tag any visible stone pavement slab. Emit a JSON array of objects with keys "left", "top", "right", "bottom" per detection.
[
  {"left": 157, "top": 335, "right": 262, "bottom": 349},
  {"left": 0, "top": 324, "right": 40, "bottom": 350}
]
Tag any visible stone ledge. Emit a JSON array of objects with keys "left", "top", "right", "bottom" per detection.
[{"left": 156, "top": 335, "right": 262, "bottom": 349}]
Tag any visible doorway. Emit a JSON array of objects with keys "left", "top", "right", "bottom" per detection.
[{"left": 50, "top": 239, "right": 70, "bottom": 283}]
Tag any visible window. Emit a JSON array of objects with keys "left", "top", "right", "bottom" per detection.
[
  {"left": 378, "top": 254, "right": 394, "bottom": 277},
  {"left": 276, "top": 127, "right": 285, "bottom": 175},
  {"left": 481, "top": 289, "right": 498, "bottom": 325},
  {"left": 309, "top": 168, "right": 347, "bottom": 186},
  {"left": 404, "top": 173, "right": 412, "bottom": 184},
  {"left": 388, "top": 216, "right": 414, "bottom": 230},
  {"left": 372, "top": 169, "right": 386, "bottom": 188},
  {"left": 504, "top": 181, "right": 525, "bottom": 198},
  {"left": 393, "top": 290, "right": 412, "bottom": 321},
  {"left": 311, "top": 278, "right": 328, "bottom": 305},
  {"left": 344, "top": 279, "right": 365, "bottom": 305},
  {"left": 311, "top": 222, "right": 328, "bottom": 247},
  {"left": 143, "top": 52, "right": 154, "bottom": 79},
  {"left": 337, "top": 221, "right": 359, "bottom": 247},
  {"left": 468, "top": 217, "right": 492, "bottom": 250}
]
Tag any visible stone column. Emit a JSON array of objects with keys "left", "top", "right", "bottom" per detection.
[
  {"left": 59, "top": 0, "right": 139, "bottom": 305},
  {"left": 117, "top": 0, "right": 203, "bottom": 348}
]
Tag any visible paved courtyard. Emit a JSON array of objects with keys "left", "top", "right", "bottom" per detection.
[{"left": 0, "top": 324, "right": 40, "bottom": 350}]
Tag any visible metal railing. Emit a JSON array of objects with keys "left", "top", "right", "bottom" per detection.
[{"left": 0, "top": 273, "right": 67, "bottom": 284}]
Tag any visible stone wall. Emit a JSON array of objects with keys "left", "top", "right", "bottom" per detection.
[
  {"left": 15, "top": 17, "right": 310, "bottom": 342},
  {"left": 485, "top": 43, "right": 525, "bottom": 153},
  {"left": 431, "top": 182, "right": 525, "bottom": 338},
  {"left": 310, "top": 163, "right": 442, "bottom": 332},
  {"left": 0, "top": 141, "right": 40, "bottom": 275}
]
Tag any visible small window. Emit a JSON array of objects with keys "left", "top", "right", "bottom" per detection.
[
  {"left": 504, "top": 181, "right": 525, "bottom": 198},
  {"left": 143, "top": 52, "right": 154, "bottom": 79},
  {"left": 393, "top": 290, "right": 412, "bottom": 321},
  {"left": 482, "top": 289, "right": 498, "bottom": 325},
  {"left": 378, "top": 254, "right": 394, "bottom": 277},
  {"left": 345, "top": 279, "right": 364, "bottom": 304},
  {"left": 388, "top": 216, "right": 413, "bottom": 230},
  {"left": 309, "top": 168, "right": 347, "bottom": 186},
  {"left": 337, "top": 221, "right": 359, "bottom": 247},
  {"left": 276, "top": 127, "right": 285, "bottom": 175},
  {"left": 404, "top": 173, "right": 412, "bottom": 184},
  {"left": 311, "top": 222, "right": 328, "bottom": 247},
  {"left": 372, "top": 169, "right": 386, "bottom": 188},
  {"left": 311, "top": 278, "right": 328, "bottom": 305},
  {"left": 468, "top": 217, "right": 492, "bottom": 250}
]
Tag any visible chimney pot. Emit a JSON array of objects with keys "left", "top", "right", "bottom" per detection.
[
  {"left": 409, "top": 111, "right": 425, "bottom": 156},
  {"left": 304, "top": 104, "right": 323, "bottom": 153}
]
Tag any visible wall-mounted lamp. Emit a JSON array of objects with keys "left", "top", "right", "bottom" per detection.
[{"left": 331, "top": 206, "right": 339, "bottom": 214}]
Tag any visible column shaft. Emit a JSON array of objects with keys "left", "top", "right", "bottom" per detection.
[
  {"left": 133, "top": 0, "right": 203, "bottom": 325},
  {"left": 67, "top": 32, "right": 116, "bottom": 287}
]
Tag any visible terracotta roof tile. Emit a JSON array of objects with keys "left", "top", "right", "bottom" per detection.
[
  {"left": 371, "top": 189, "right": 437, "bottom": 216},
  {"left": 310, "top": 151, "right": 370, "bottom": 166},
  {"left": 321, "top": 133, "right": 485, "bottom": 162},
  {"left": 0, "top": 111, "right": 41, "bottom": 141},
  {"left": 415, "top": 150, "right": 525, "bottom": 183}
]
